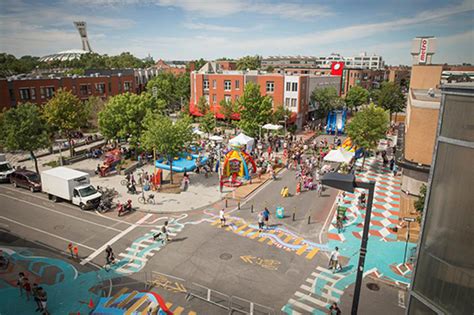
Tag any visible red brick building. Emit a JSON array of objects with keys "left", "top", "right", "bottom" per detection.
[{"left": 153, "top": 59, "right": 187, "bottom": 76}]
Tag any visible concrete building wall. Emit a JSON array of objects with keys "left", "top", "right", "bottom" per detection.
[{"left": 409, "top": 65, "right": 443, "bottom": 89}]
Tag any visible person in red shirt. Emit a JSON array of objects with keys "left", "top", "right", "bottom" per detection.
[{"left": 23, "top": 277, "right": 31, "bottom": 301}]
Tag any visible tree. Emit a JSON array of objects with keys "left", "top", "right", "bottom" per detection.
[
  {"left": 98, "top": 92, "right": 165, "bottom": 151},
  {"left": 196, "top": 96, "right": 209, "bottom": 115},
  {"left": 0, "top": 103, "right": 50, "bottom": 174},
  {"left": 346, "top": 103, "right": 389, "bottom": 167},
  {"left": 238, "top": 82, "right": 273, "bottom": 137},
  {"left": 265, "top": 65, "right": 275, "bottom": 73},
  {"left": 375, "top": 82, "right": 406, "bottom": 121},
  {"left": 84, "top": 96, "right": 106, "bottom": 129},
  {"left": 199, "top": 112, "right": 216, "bottom": 136},
  {"left": 141, "top": 114, "right": 192, "bottom": 183},
  {"left": 43, "top": 89, "right": 88, "bottom": 157},
  {"left": 345, "top": 86, "right": 369, "bottom": 109},
  {"left": 414, "top": 184, "right": 427, "bottom": 223},
  {"left": 191, "top": 58, "right": 207, "bottom": 71},
  {"left": 271, "top": 105, "right": 291, "bottom": 125},
  {"left": 146, "top": 72, "right": 190, "bottom": 111},
  {"left": 219, "top": 99, "right": 237, "bottom": 122},
  {"left": 236, "top": 55, "right": 261, "bottom": 70},
  {"left": 311, "top": 87, "right": 344, "bottom": 119}
]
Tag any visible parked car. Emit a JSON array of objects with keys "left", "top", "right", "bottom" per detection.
[{"left": 10, "top": 170, "right": 41, "bottom": 192}]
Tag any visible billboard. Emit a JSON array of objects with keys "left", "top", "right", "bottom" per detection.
[
  {"left": 419, "top": 38, "right": 429, "bottom": 64},
  {"left": 331, "top": 61, "right": 344, "bottom": 76}
]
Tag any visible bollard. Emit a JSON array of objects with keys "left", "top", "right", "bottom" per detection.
[
  {"left": 307, "top": 216, "right": 311, "bottom": 225},
  {"left": 238, "top": 201, "right": 241, "bottom": 210},
  {"left": 292, "top": 212, "right": 296, "bottom": 221},
  {"left": 251, "top": 204, "right": 254, "bottom": 213},
  {"left": 225, "top": 199, "right": 228, "bottom": 208}
]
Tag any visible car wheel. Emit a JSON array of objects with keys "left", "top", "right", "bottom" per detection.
[
  {"left": 12, "top": 182, "right": 17, "bottom": 188},
  {"left": 51, "top": 195, "right": 58, "bottom": 202},
  {"left": 30, "top": 187, "right": 35, "bottom": 193},
  {"left": 80, "top": 203, "right": 86, "bottom": 210}
]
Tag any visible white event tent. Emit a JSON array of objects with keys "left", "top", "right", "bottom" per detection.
[
  {"left": 229, "top": 133, "right": 255, "bottom": 152},
  {"left": 323, "top": 148, "right": 354, "bottom": 163}
]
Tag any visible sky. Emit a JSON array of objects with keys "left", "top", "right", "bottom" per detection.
[{"left": 0, "top": 0, "right": 473, "bottom": 65}]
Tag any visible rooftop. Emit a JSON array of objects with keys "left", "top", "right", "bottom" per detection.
[{"left": 411, "top": 88, "right": 442, "bottom": 102}]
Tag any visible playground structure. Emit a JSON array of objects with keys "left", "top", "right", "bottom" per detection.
[
  {"left": 222, "top": 145, "right": 257, "bottom": 186},
  {"left": 93, "top": 291, "right": 171, "bottom": 315},
  {"left": 326, "top": 110, "right": 347, "bottom": 135},
  {"left": 339, "top": 137, "right": 364, "bottom": 160},
  {"left": 155, "top": 153, "right": 208, "bottom": 173},
  {"left": 98, "top": 149, "right": 121, "bottom": 177}
]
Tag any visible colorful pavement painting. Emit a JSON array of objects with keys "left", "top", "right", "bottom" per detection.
[
  {"left": 0, "top": 217, "right": 185, "bottom": 314},
  {"left": 283, "top": 156, "right": 417, "bottom": 314}
]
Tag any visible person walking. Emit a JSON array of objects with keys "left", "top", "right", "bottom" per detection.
[
  {"left": 32, "top": 283, "right": 42, "bottom": 312},
  {"left": 329, "top": 247, "right": 340, "bottom": 273},
  {"left": 17, "top": 272, "right": 25, "bottom": 297},
  {"left": 67, "top": 243, "right": 74, "bottom": 259},
  {"left": 329, "top": 302, "right": 342, "bottom": 315},
  {"left": 105, "top": 245, "right": 114, "bottom": 265},
  {"left": 38, "top": 287, "right": 48, "bottom": 315},
  {"left": 23, "top": 277, "right": 31, "bottom": 301},
  {"left": 389, "top": 157, "right": 395, "bottom": 171},
  {"left": 219, "top": 209, "right": 226, "bottom": 228},
  {"left": 263, "top": 207, "right": 270, "bottom": 229},
  {"left": 73, "top": 246, "right": 79, "bottom": 260},
  {"left": 257, "top": 212, "right": 264, "bottom": 232}
]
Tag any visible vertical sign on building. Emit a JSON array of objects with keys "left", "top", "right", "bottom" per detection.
[
  {"left": 419, "top": 38, "right": 429, "bottom": 64},
  {"left": 331, "top": 62, "right": 345, "bottom": 96}
]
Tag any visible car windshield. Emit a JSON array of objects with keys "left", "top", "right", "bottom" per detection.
[
  {"left": 0, "top": 163, "right": 13, "bottom": 172},
  {"left": 79, "top": 185, "right": 97, "bottom": 197},
  {"left": 26, "top": 173, "right": 40, "bottom": 182}
]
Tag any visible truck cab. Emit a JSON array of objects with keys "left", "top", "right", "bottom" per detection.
[
  {"left": 72, "top": 184, "right": 102, "bottom": 210},
  {"left": 0, "top": 161, "right": 14, "bottom": 183}
]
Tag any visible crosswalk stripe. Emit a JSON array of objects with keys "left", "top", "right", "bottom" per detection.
[
  {"left": 294, "top": 291, "right": 329, "bottom": 308},
  {"left": 249, "top": 231, "right": 260, "bottom": 239},
  {"left": 258, "top": 230, "right": 274, "bottom": 242},
  {"left": 166, "top": 302, "right": 172, "bottom": 308},
  {"left": 173, "top": 306, "right": 184, "bottom": 315},
  {"left": 324, "top": 285, "right": 344, "bottom": 295},
  {"left": 242, "top": 228, "right": 254, "bottom": 236},
  {"left": 288, "top": 298, "right": 315, "bottom": 313},
  {"left": 119, "top": 253, "right": 148, "bottom": 262},
  {"left": 295, "top": 244, "right": 308, "bottom": 255},
  {"left": 299, "top": 284, "right": 313, "bottom": 293},
  {"left": 321, "top": 292, "right": 339, "bottom": 302},
  {"left": 283, "top": 235, "right": 293, "bottom": 243},
  {"left": 293, "top": 237, "right": 303, "bottom": 245},
  {"left": 211, "top": 219, "right": 220, "bottom": 226},
  {"left": 311, "top": 272, "right": 336, "bottom": 283},
  {"left": 234, "top": 224, "right": 248, "bottom": 233},
  {"left": 305, "top": 248, "right": 319, "bottom": 259},
  {"left": 316, "top": 266, "right": 344, "bottom": 279},
  {"left": 269, "top": 231, "right": 284, "bottom": 245},
  {"left": 188, "top": 312, "right": 197, "bottom": 315}
]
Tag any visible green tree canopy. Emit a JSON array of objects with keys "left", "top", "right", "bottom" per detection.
[
  {"left": 191, "top": 58, "right": 207, "bottom": 71},
  {"left": 414, "top": 184, "right": 427, "bottom": 223},
  {"left": 199, "top": 112, "right": 216, "bottom": 136},
  {"left": 196, "top": 96, "right": 209, "bottom": 115},
  {"left": 271, "top": 105, "right": 292, "bottom": 125},
  {"left": 346, "top": 103, "right": 389, "bottom": 167},
  {"left": 219, "top": 99, "right": 238, "bottom": 121},
  {"left": 345, "top": 86, "right": 369, "bottom": 109},
  {"left": 141, "top": 114, "right": 192, "bottom": 183},
  {"left": 98, "top": 92, "right": 165, "bottom": 149},
  {"left": 311, "top": 87, "right": 344, "bottom": 118},
  {"left": 43, "top": 89, "right": 88, "bottom": 156},
  {"left": 0, "top": 103, "right": 50, "bottom": 174},
  {"left": 146, "top": 72, "right": 190, "bottom": 112},
  {"left": 238, "top": 82, "right": 273, "bottom": 137},
  {"left": 374, "top": 82, "right": 406, "bottom": 117},
  {"left": 236, "top": 55, "right": 261, "bottom": 70}
]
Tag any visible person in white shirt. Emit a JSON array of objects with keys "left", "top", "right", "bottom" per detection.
[
  {"left": 329, "top": 247, "right": 341, "bottom": 273},
  {"left": 219, "top": 209, "right": 226, "bottom": 227}
]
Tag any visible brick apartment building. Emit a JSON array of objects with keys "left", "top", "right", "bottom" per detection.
[
  {"left": 189, "top": 61, "right": 340, "bottom": 128},
  {"left": 153, "top": 59, "right": 187, "bottom": 76}
]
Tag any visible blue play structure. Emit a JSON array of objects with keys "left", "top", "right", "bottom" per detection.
[
  {"left": 155, "top": 153, "right": 208, "bottom": 172},
  {"left": 326, "top": 110, "right": 347, "bottom": 135}
]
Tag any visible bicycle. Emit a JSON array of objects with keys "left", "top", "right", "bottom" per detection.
[{"left": 138, "top": 193, "right": 155, "bottom": 205}]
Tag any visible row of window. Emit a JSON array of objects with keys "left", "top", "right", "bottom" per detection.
[
  {"left": 285, "top": 82, "right": 298, "bottom": 92},
  {"left": 284, "top": 97, "right": 298, "bottom": 108},
  {"left": 18, "top": 81, "right": 132, "bottom": 100},
  {"left": 206, "top": 94, "right": 241, "bottom": 104},
  {"left": 203, "top": 80, "right": 277, "bottom": 93}
]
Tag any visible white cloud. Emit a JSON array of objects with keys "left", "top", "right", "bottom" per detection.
[{"left": 183, "top": 22, "right": 242, "bottom": 32}]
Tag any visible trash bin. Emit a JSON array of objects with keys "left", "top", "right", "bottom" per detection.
[{"left": 276, "top": 206, "right": 284, "bottom": 219}]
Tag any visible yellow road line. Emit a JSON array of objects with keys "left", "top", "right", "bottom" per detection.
[
  {"left": 259, "top": 230, "right": 274, "bottom": 242},
  {"left": 234, "top": 224, "right": 248, "bottom": 233},
  {"left": 242, "top": 228, "right": 254, "bottom": 236},
  {"left": 283, "top": 235, "right": 293, "bottom": 243},
  {"left": 188, "top": 312, "right": 197, "bottom": 315},
  {"left": 211, "top": 219, "right": 220, "bottom": 226},
  {"left": 295, "top": 244, "right": 308, "bottom": 255},
  {"left": 306, "top": 248, "right": 319, "bottom": 259},
  {"left": 173, "top": 306, "right": 184, "bottom": 315},
  {"left": 166, "top": 302, "right": 173, "bottom": 309},
  {"left": 105, "top": 287, "right": 128, "bottom": 307},
  {"left": 293, "top": 237, "right": 303, "bottom": 245},
  {"left": 249, "top": 230, "right": 260, "bottom": 239},
  {"left": 125, "top": 295, "right": 148, "bottom": 315}
]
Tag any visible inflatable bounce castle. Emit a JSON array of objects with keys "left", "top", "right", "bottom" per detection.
[{"left": 222, "top": 146, "right": 256, "bottom": 183}]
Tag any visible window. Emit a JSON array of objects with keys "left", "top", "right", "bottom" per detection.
[
  {"left": 80, "top": 84, "right": 89, "bottom": 96},
  {"left": 30, "top": 88, "right": 36, "bottom": 100},
  {"left": 291, "top": 98, "right": 297, "bottom": 107},
  {"left": 40, "top": 87, "right": 45, "bottom": 99},
  {"left": 19, "top": 88, "right": 30, "bottom": 100},
  {"left": 124, "top": 81, "right": 132, "bottom": 92},
  {"left": 235, "top": 80, "right": 240, "bottom": 90},
  {"left": 212, "top": 80, "right": 216, "bottom": 89},
  {"left": 204, "top": 95, "right": 210, "bottom": 104},
  {"left": 224, "top": 80, "right": 231, "bottom": 91},
  {"left": 292, "top": 82, "right": 298, "bottom": 92},
  {"left": 44, "top": 86, "right": 55, "bottom": 98},
  {"left": 212, "top": 94, "right": 216, "bottom": 104},
  {"left": 96, "top": 83, "right": 105, "bottom": 94},
  {"left": 266, "top": 81, "right": 274, "bottom": 92},
  {"left": 203, "top": 79, "right": 209, "bottom": 90},
  {"left": 286, "top": 82, "right": 291, "bottom": 91},
  {"left": 108, "top": 82, "right": 112, "bottom": 93},
  {"left": 224, "top": 95, "right": 232, "bottom": 102},
  {"left": 285, "top": 98, "right": 290, "bottom": 107}
]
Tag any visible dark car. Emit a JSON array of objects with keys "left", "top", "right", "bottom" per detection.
[{"left": 10, "top": 170, "right": 41, "bottom": 192}]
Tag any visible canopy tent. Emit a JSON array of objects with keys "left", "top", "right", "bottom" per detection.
[
  {"left": 229, "top": 133, "right": 254, "bottom": 152},
  {"left": 262, "top": 123, "right": 283, "bottom": 131},
  {"left": 209, "top": 135, "right": 224, "bottom": 142},
  {"left": 323, "top": 148, "right": 354, "bottom": 163},
  {"left": 193, "top": 129, "right": 204, "bottom": 136}
]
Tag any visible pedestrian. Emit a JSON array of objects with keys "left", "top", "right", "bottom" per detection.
[
  {"left": 393, "top": 163, "right": 398, "bottom": 177},
  {"left": 263, "top": 207, "right": 270, "bottom": 229},
  {"left": 32, "top": 283, "right": 43, "bottom": 312},
  {"left": 67, "top": 243, "right": 74, "bottom": 259},
  {"left": 329, "top": 302, "right": 341, "bottom": 315},
  {"left": 161, "top": 221, "right": 171, "bottom": 242},
  {"left": 329, "top": 247, "right": 340, "bottom": 273},
  {"left": 258, "top": 212, "right": 264, "bottom": 232},
  {"left": 73, "top": 246, "right": 79, "bottom": 260},
  {"left": 389, "top": 157, "right": 395, "bottom": 171},
  {"left": 105, "top": 245, "right": 114, "bottom": 265},
  {"left": 296, "top": 181, "right": 301, "bottom": 195},
  {"left": 219, "top": 209, "right": 226, "bottom": 228},
  {"left": 23, "top": 277, "right": 31, "bottom": 301},
  {"left": 38, "top": 287, "right": 48, "bottom": 315},
  {"left": 317, "top": 182, "right": 323, "bottom": 197},
  {"left": 17, "top": 272, "right": 25, "bottom": 296}
]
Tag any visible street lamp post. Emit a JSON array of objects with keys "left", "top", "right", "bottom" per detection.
[
  {"left": 320, "top": 172, "right": 375, "bottom": 315},
  {"left": 402, "top": 217, "right": 415, "bottom": 265}
]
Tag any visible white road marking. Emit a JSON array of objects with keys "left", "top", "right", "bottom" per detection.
[
  {"left": 80, "top": 214, "right": 152, "bottom": 265},
  {"left": 288, "top": 298, "right": 315, "bottom": 313},
  {"left": 324, "top": 285, "right": 344, "bottom": 295},
  {"left": 0, "top": 216, "right": 97, "bottom": 251},
  {"left": 398, "top": 290, "right": 406, "bottom": 308},
  {"left": 0, "top": 193, "right": 122, "bottom": 232},
  {"left": 311, "top": 272, "right": 337, "bottom": 283},
  {"left": 118, "top": 253, "right": 148, "bottom": 262}
]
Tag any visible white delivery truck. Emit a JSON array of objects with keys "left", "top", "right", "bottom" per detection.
[
  {"left": 0, "top": 154, "right": 15, "bottom": 183},
  {"left": 41, "top": 167, "right": 102, "bottom": 210}
]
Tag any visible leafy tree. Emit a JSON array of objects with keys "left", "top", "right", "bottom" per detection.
[
  {"left": 191, "top": 58, "right": 207, "bottom": 71},
  {"left": 271, "top": 105, "right": 291, "bottom": 125},
  {"left": 345, "top": 86, "right": 369, "bottom": 109},
  {"left": 238, "top": 82, "right": 273, "bottom": 137},
  {"left": 236, "top": 55, "right": 261, "bottom": 70},
  {"left": 84, "top": 96, "right": 106, "bottom": 129},
  {"left": 98, "top": 92, "right": 165, "bottom": 151},
  {"left": 199, "top": 112, "right": 216, "bottom": 136},
  {"left": 375, "top": 82, "right": 406, "bottom": 120},
  {"left": 346, "top": 103, "right": 389, "bottom": 167},
  {"left": 43, "top": 89, "right": 88, "bottom": 157},
  {"left": 414, "top": 184, "right": 427, "bottom": 223},
  {"left": 196, "top": 96, "right": 209, "bottom": 115},
  {"left": 311, "top": 87, "right": 344, "bottom": 119},
  {"left": 265, "top": 65, "right": 275, "bottom": 73},
  {"left": 219, "top": 99, "right": 238, "bottom": 122},
  {"left": 0, "top": 103, "right": 50, "bottom": 174},
  {"left": 146, "top": 72, "right": 190, "bottom": 111},
  {"left": 141, "top": 114, "right": 192, "bottom": 183}
]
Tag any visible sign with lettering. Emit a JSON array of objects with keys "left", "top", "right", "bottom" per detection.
[{"left": 419, "top": 38, "right": 429, "bottom": 64}]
